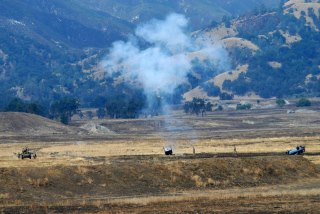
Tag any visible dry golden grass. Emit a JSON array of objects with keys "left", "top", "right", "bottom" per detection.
[
  {"left": 183, "top": 86, "right": 211, "bottom": 101},
  {"left": 109, "top": 179, "right": 320, "bottom": 205},
  {"left": 284, "top": 0, "right": 320, "bottom": 30},
  {"left": 221, "top": 37, "right": 259, "bottom": 51},
  {"left": 0, "top": 193, "right": 10, "bottom": 199},
  {"left": 1, "top": 135, "right": 319, "bottom": 167},
  {"left": 1, "top": 177, "right": 319, "bottom": 210},
  {"left": 279, "top": 30, "right": 302, "bottom": 44},
  {"left": 2, "top": 177, "right": 318, "bottom": 212},
  {"left": 305, "top": 156, "right": 320, "bottom": 165},
  {"left": 1, "top": 109, "right": 320, "bottom": 213},
  {"left": 213, "top": 64, "right": 249, "bottom": 90},
  {"left": 27, "top": 177, "right": 49, "bottom": 187}
]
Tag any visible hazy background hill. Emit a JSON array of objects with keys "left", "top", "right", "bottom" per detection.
[
  {"left": 191, "top": 0, "right": 320, "bottom": 99},
  {"left": 75, "top": 0, "right": 281, "bottom": 30},
  {"left": 1, "top": 0, "right": 320, "bottom": 120},
  {"left": 0, "top": 0, "right": 281, "bottom": 109}
]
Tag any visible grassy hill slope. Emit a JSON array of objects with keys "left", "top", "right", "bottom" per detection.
[{"left": 192, "top": 0, "right": 320, "bottom": 99}]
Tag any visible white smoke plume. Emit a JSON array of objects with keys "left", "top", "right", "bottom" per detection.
[
  {"left": 101, "top": 13, "right": 229, "bottom": 98},
  {"left": 101, "top": 13, "right": 229, "bottom": 153}
]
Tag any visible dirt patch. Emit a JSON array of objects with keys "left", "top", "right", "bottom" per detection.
[{"left": 80, "top": 122, "right": 116, "bottom": 135}]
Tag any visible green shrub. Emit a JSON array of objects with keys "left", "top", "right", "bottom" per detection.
[
  {"left": 296, "top": 98, "right": 311, "bottom": 107},
  {"left": 276, "top": 99, "right": 286, "bottom": 107},
  {"left": 236, "top": 103, "right": 252, "bottom": 110}
]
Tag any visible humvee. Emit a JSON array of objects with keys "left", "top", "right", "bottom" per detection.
[{"left": 17, "top": 147, "right": 37, "bottom": 159}]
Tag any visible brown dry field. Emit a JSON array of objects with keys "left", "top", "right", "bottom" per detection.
[{"left": 0, "top": 105, "right": 320, "bottom": 213}]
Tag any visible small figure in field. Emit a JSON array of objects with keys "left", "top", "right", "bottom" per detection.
[
  {"left": 22, "top": 146, "right": 29, "bottom": 153},
  {"left": 233, "top": 145, "right": 237, "bottom": 155},
  {"left": 193, "top": 146, "right": 195, "bottom": 155},
  {"left": 201, "top": 109, "right": 206, "bottom": 117}
]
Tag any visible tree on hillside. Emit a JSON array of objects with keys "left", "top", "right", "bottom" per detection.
[
  {"left": 50, "top": 97, "right": 80, "bottom": 124},
  {"left": 184, "top": 98, "right": 210, "bottom": 116},
  {"left": 296, "top": 98, "right": 311, "bottom": 107},
  {"left": 105, "top": 90, "right": 146, "bottom": 119},
  {"left": 276, "top": 99, "right": 286, "bottom": 107},
  {"left": 96, "top": 108, "right": 106, "bottom": 119},
  {"left": 86, "top": 111, "right": 94, "bottom": 120},
  {"left": 236, "top": 103, "right": 252, "bottom": 110},
  {"left": 5, "top": 98, "right": 26, "bottom": 112},
  {"left": 219, "top": 92, "right": 234, "bottom": 100},
  {"left": 206, "top": 102, "right": 214, "bottom": 112},
  {"left": 5, "top": 98, "right": 45, "bottom": 116},
  {"left": 201, "top": 82, "right": 220, "bottom": 97}
]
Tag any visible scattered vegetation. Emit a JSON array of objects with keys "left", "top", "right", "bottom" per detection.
[
  {"left": 5, "top": 98, "right": 45, "bottom": 116},
  {"left": 219, "top": 92, "right": 234, "bottom": 100},
  {"left": 222, "top": 3, "right": 320, "bottom": 98},
  {"left": 49, "top": 97, "right": 80, "bottom": 124},
  {"left": 1, "top": 1, "right": 320, "bottom": 120},
  {"left": 276, "top": 99, "right": 286, "bottom": 107},
  {"left": 296, "top": 98, "right": 311, "bottom": 107},
  {"left": 236, "top": 103, "right": 252, "bottom": 110},
  {"left": 184, "top": 98, "right": 213, "bottom": 116}
]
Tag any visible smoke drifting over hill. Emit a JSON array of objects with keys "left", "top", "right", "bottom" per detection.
[{"left": 101, "top": 13, "right": 229, "bottom": 99}]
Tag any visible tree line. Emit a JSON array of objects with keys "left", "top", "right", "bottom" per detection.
[{"left": 183, "top": 98, "right": 213, "bottom": 116}]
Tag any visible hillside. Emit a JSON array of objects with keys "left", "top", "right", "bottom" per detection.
[
  {"left": 191, "top": 0, "right": 320, "bottom": 99},
  {"left": 0, "top": 0, "right": 282, "bottom": 110},
  {"left": 0, "top": 0, "right": 135, "bottom": 108},
  {"left": 75, "top": 0, "right": 281, "bottom": 30},
  {"left": 0, "top": 112, "right": 81, "bottom": 136},
  {"left": 0, "top": 0, "right": 133, "bottom": 48},
  {"left": 1, "top": 0, "right": 320, "bottom": 116},
  {"left": 0, "top": 156, "right": 317, "bottom": 199}
]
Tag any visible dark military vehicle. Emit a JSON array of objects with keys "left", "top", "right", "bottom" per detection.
[{"left": 18, "top": 147, "right": 37, "bottom": 159}]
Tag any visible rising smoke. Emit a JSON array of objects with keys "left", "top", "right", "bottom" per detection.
[
  {"left": 101, "top": 13, "right": 229, "bottom": 153},
  {"left": 101, "top": 13, "right": 229, "bottom": 107}
]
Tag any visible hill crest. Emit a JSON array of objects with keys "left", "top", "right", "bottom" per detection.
[{"left": 0, "top": 112, "right": 81, "bottom": 136}]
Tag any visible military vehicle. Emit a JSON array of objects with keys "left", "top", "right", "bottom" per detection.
[
  {"left": 286, "top": 145, "right": 305, "bottom": 155},
  {"left": 17, "top": 147, "right": 37, "bottom": 159}
]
